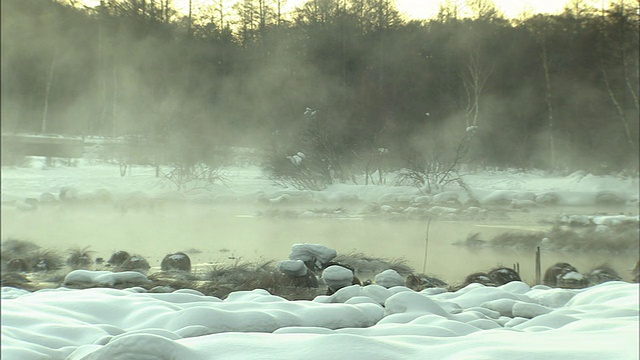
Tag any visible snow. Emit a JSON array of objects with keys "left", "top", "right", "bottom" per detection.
[
  {"left": 1, "top": 281, "right": 638, "bottom": 359},
  {"left": 562, "top": 271, "right": 585, "bottom": 281},
  {"left": 1, "top": 157, "right": 638, "bottom": 209},
  {"left": 289, "top": 244, "right": 337, "bottom": 270},
  {"left": 1, "top": 154, "right": 639, "bottom": 359},
  {"left": 63, "top": 270, "right": 151, "bottom": 287},
  {"left": 374, "top": 269, "right": 405, "bottom": 288},
  {"left": 278, "top": 260, "right": 308, "bottom": 277}
]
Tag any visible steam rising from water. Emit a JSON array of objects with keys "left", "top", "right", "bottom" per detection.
[{"left": 2, "top": 202, "right": 636, "bottom": 284}]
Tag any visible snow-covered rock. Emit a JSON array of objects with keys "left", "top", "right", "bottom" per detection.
[
  {"left": 63, "top": 270, "right": 150, "bottom": 287},
  {"left": 375, "top": 269, "right": 405, "bottom": 288},
  {"left": 278, "top": 260, "right": 308, "bottom": 277},
  {"left": 289, "top": 244, "right": 337, "bottom": 270},
  {"left": 322, "top": 265, "right": 355, "bottom": 292}
]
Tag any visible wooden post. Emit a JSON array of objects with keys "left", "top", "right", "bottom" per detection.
[
  {"left": 422, "top": 218, "right": 432, "bottom": 274},
  {"left": 535, "top": 246, "right": 541, "bottom": 285}
]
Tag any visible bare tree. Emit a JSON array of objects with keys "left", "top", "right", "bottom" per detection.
[
  {"left": 461, "top": 49, "right": 492, "bottom": 128},
  {"left": 217, "top": 0, "right": 227, "bottom": 29},
  {"left": 234, "top": 0, "right": 258, "bottom": 45},
  {"left": 540, "top": 33, "right": 556, "bottom": 168},
  {"left": 436, "top": 0, "right": 465, "bottom": 21},
  {"left": 96, "top": 0, "right": 117, "bottom": 136},
  {"left": 296, "top": 0, "right": 342, "bottom": 27},
  {"left": 396, "top": 134, "right": 470, "bottom": 195},
  {"left": 41, "top": 51, "right": 56, "bottom": 133},
  {"left": 361, "top": 0, "right": 401, "bottom": 32},
  {"left": 525, "top": 16, "right": 557, "bottom": 169},
  {"left": 467, "top": 0, "right": 501, "bottom": 20},
  {"left": 263, "top": 108, "right": 355, "bottom": 190},
  {"left": 274, "top": 0, "right": 287, "bottom": 25},
  {"left": 602, "top": 69, "right": 635, "bottom": 149},
  {"left": 162, "top": 162, "right": 226, "bottom": 192},
  {"left": 599, "top": 1, "right": 639, "bottom": 151},
  {"left": 188, "top": 0, "right": 192, "bottom": 36}
]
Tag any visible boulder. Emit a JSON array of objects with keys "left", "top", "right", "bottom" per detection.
[
  {"left": 462, "top": 272, "right": 498, "bottom": 287},
  {"left": 107, "top": 251, "right": 131, "bottom": 267},
  {"left": 160, "top": 252, "right": 192, "bottom": 272},
  {"left": 120, "top": 255, "right": 151, "bottom": 273},
  {"left": 488, "top": 267, "right": 522, "bottom": 286},
  {"left": 6, "top": 258, "right": 29, "bottom": 272},
  {"left": 544, "top": 262, "right": 587, "bottom": 288},
  {"left": 16, "top": 198, "right": 38, "bottom": 211},
  {"left": 586, "top": 266, "right": 622, "bottom": 286}
]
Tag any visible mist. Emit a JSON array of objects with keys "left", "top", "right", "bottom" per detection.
[
  {"left": 3, "top": 200, "right": 637, "bottom": 285},
  {"left": 2, "top": 0, "right": 638, "bottom": 173},
  {"left": 1, "top": 0, "right": 639, "bottom": 291}
]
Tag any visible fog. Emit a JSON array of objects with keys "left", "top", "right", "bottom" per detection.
[
  {"left": 2, "top": 0, "right": 638, "bottom": 172},
  {"left": 1, "top": 1, "right": 638, "bottom": 292}
]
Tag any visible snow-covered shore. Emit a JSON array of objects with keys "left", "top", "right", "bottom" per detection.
[
  {"left": 2, "top": 280, "right": 638, "bottom": 360},
  {"left": 1, "top": 158, "right": 638, "bottom": 210}
]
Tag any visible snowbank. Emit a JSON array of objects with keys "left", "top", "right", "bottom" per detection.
[
  {"left": 2, "top": 161, "right": 638, "bottom": 213},
  {"left": 1, "top": 281, "right": 637, "bottom": 359}
]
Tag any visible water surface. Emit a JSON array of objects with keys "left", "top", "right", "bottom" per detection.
[{"left": 2, "top": 202, "right": 637, "bottom": 285}]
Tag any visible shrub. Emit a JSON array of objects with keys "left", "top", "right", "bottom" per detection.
[
  {"left": 395, "top": 132, "right": 472, "bottom": 195},
  {"left": 66, "top": 246, "right": 94, "bottom": 270}
]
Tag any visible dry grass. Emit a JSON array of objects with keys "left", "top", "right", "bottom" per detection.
[
  {"left": 489, "top": 232, "right": 547, "bottom": 249},
  {"left": 200, "top": 261, "right": 322, "bottom": 300},
  {"left": 1, "top": 239, "right": 64, "bottom": 272},
  {"left": 66, "top": 246, "right": 95, "bottom": 270},
  {"left": 460, "top": 222, "right": 639, "bottom": 254},
  {"left": 1, "top": 239, "right": 40, "bottom": 260},
  {"left": 544, "top": 224, "right": 639, "bottom": 253},
  {"left": 1, "top": 246, "right": 324, "bottom": 300},
  {"left": 33, "top": 249, "right": 64, "bottom": 271},
  {"left": 5, "top": 234, "right": 634, "bottom": 298}
]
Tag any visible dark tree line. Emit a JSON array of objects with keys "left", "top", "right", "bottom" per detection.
[{"left": 1, "top": 0, "right": 638, "bottom": 173}]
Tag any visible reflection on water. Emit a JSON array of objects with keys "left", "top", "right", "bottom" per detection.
[{"left": 1, "top": 203, "right": 637, "bottom": 285}]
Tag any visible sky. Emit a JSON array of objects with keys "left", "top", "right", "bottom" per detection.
[
  {"left": 395, "top": 0, "right": 568, "bottom": 19},
  {"left": 81, "top": 0, "right": 609, "bottom": 20},
  {"left": 177, "top": 0, "right": 609, "bottom": 19}
]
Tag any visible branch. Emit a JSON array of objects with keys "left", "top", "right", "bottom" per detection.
[{"left": 602, "top": 68, "right": 635, "bottom": 148}]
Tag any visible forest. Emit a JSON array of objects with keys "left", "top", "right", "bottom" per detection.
[{"left": 1, "top": 0, "right": 638, "bottom": 182}]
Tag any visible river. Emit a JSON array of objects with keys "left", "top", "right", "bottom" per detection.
[{"left": 2, "top": 201, "right": 637, "bottom": 285}]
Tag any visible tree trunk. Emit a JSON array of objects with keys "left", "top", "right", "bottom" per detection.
[
  {"left": 112, "top": 62, "right": 118, "bottom": 137},
  {"left": 535, "top": 246, "right": 541, "bottom": 285},
  {"left": 541, "top": 36, "right": 556, "bottom": 169},
  {"left": 462, "top": 50, "right": 491, "bottom": 129},
  {"left": 622, "top": 50, "right": 639, "bottom": 116},
  {"left": 602, "top": 69, "right": 635, "bottom": 148},
  {"left": 98, "top": 0, "right": 108, "bottom": 135},
  {"left": 41, "top": 51, "right": 56, "bottom": 133},
  {"left": 188, "top": 0, "right": 192, "bottom": 37}
]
